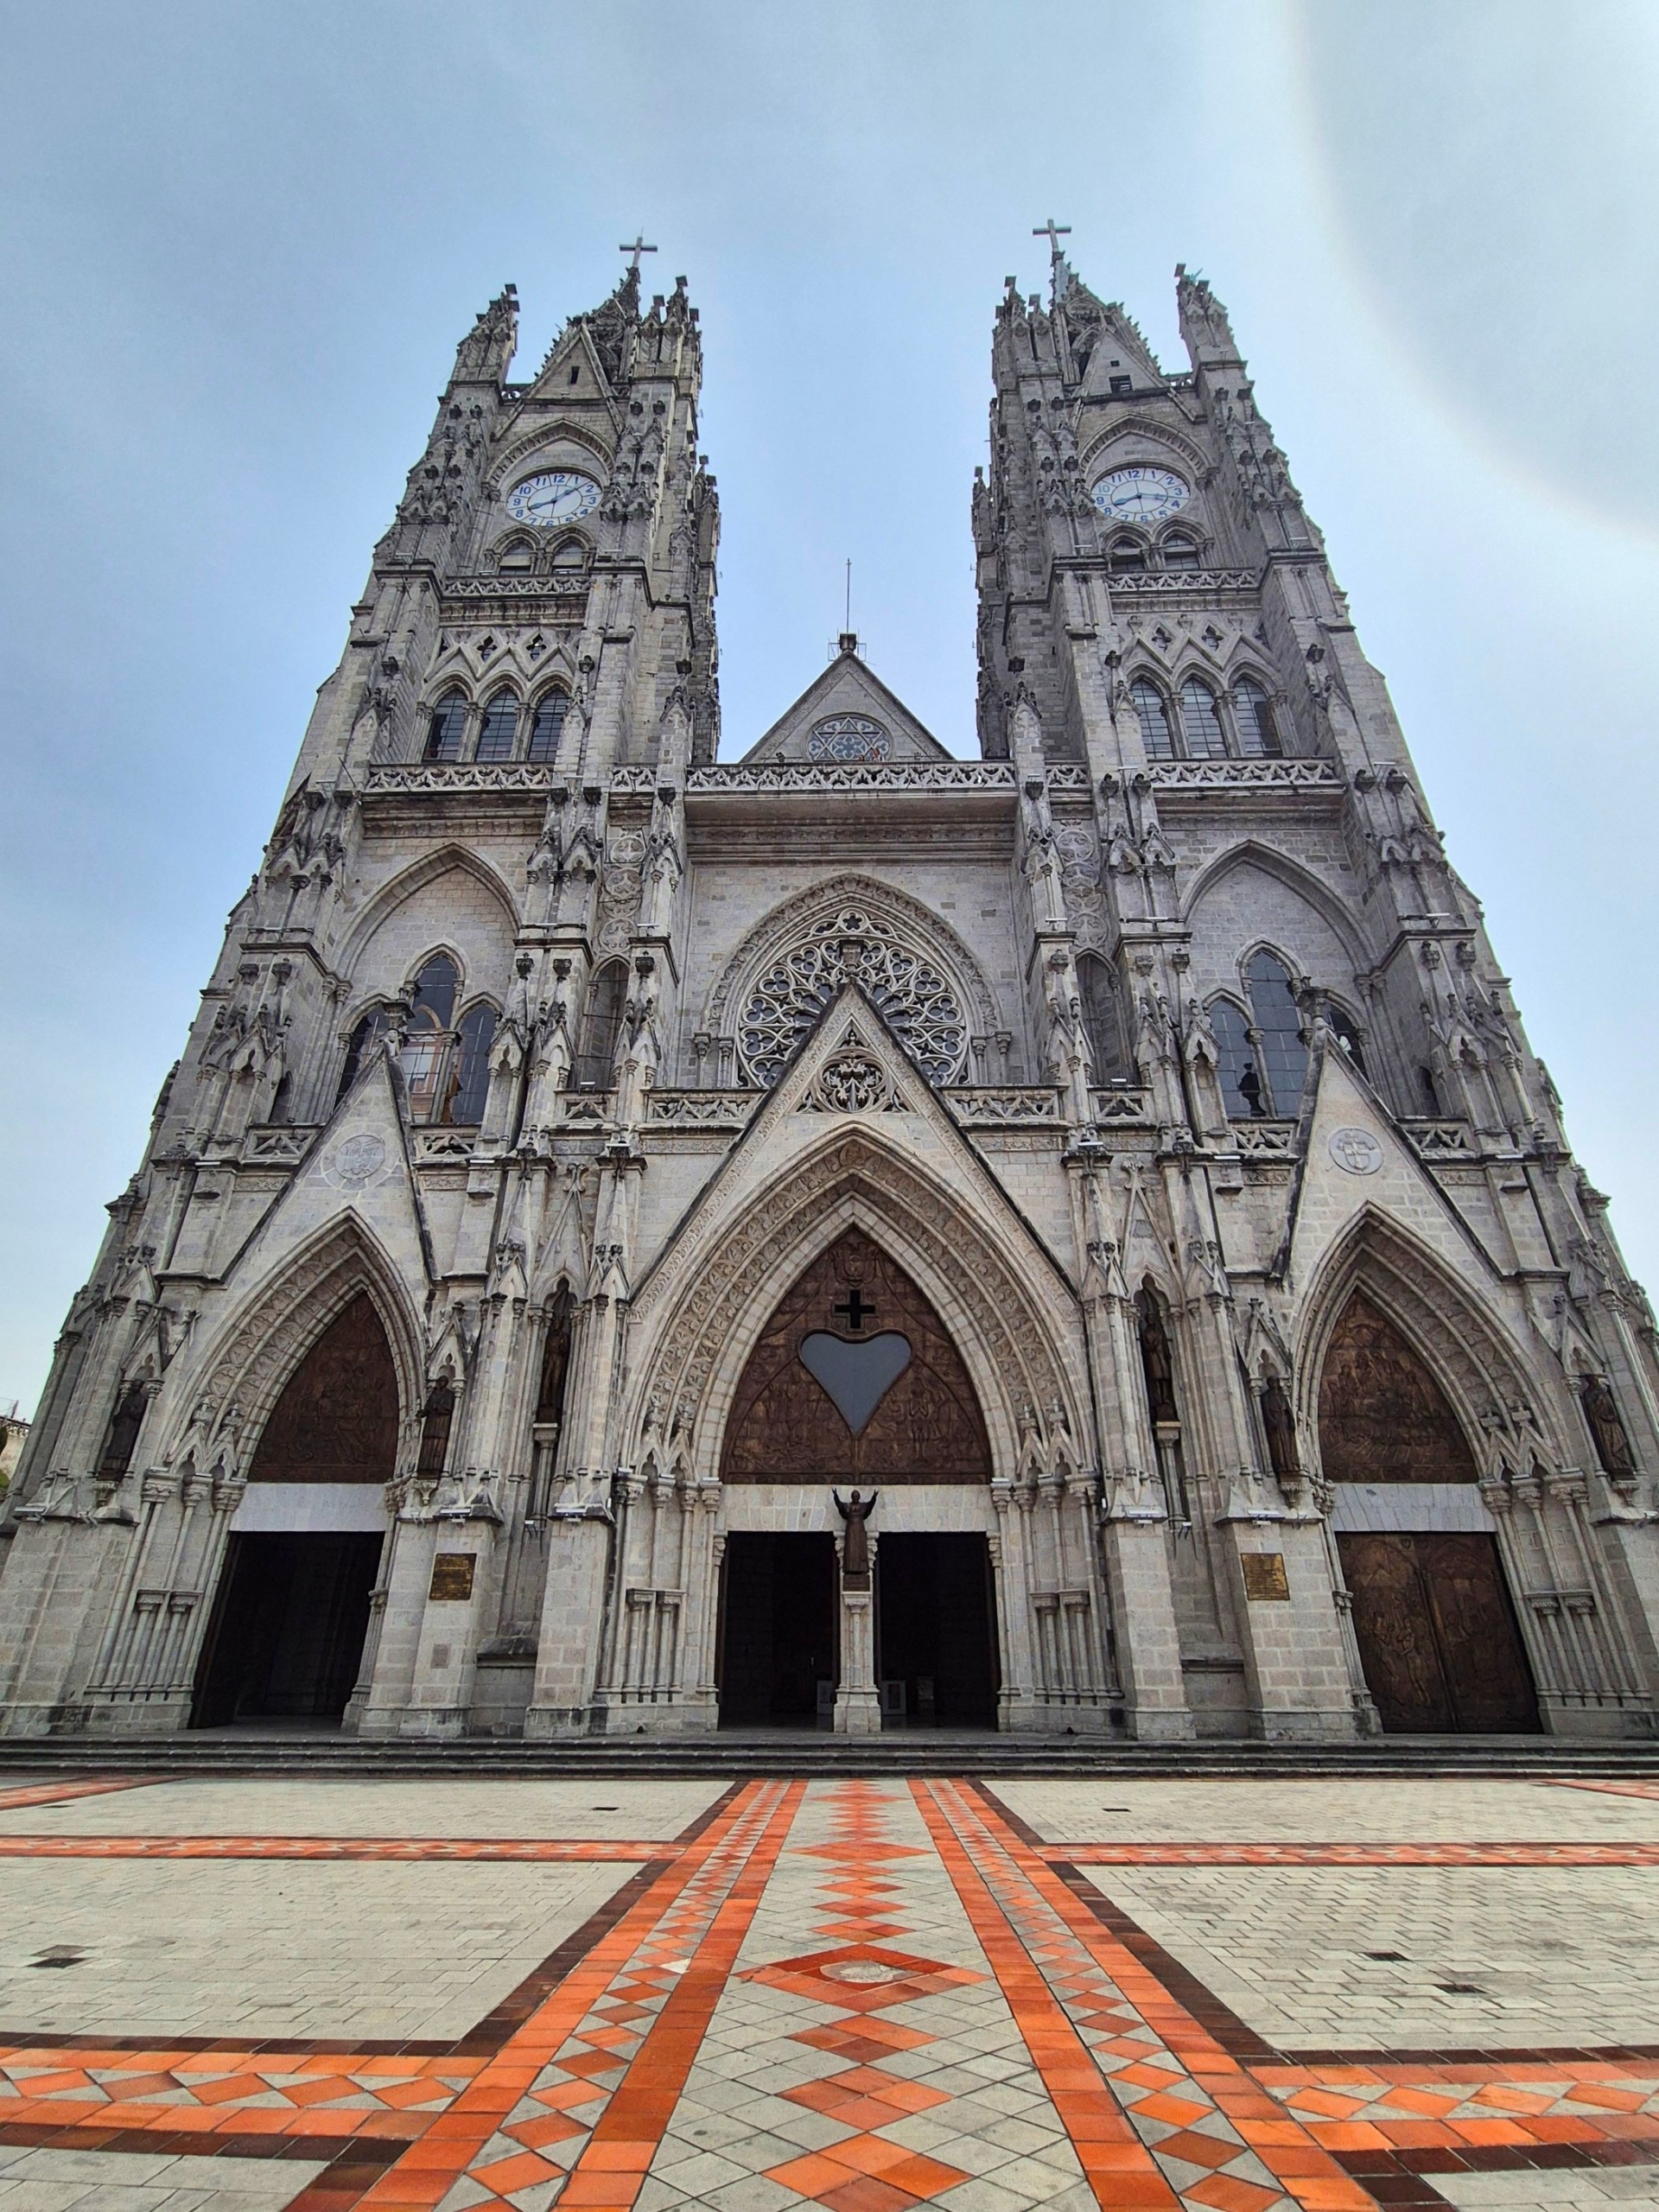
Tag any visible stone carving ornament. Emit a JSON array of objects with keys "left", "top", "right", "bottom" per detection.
[{"left": 736, "top": 907, "right": 967, "bottom": 1088}]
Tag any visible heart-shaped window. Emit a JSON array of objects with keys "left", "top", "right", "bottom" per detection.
[{"left": 799, "top": 1332, "right": 912, "bottom": 1435}]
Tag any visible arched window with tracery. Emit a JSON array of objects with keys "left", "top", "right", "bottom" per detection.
[
  {"left": 401, "top": 955, "right": 460, "bottom": 1123},
  {"left": 573, "top": 960, "right": 628, "bottom": 1090},
  {"left": 733, "top": 906, "right": 969, "bottom": 1088},
  {"left": 550, "top": 537, "right": 588, "bottom": 570},
  {"left": 1209, "top": 998, "right": 1263, "bottom": 1117},
  {"left": 1179, "top": 677, "right": 1228, "bottom": 760},
  {"left": 1109, "top": 534, "right": 1148, "bottom": 572},
  {"left": 1243, "top": 950, "right": 1308, "bottom": 1114},
  {"left": 423, "top": 689, "right": 468, "bottom": 763},
  {"left": 337, "top": 1006, "right": 397, "bottom": 1102},
  {"left": 450, "top": 1002, "right": 499, "bottom": 1124},
  {"left": 526, "top": 689, "right": 570, "bottom": 763},
  {"left": 1077, "top": 952, "right": 1129, "bottom": 1084},
  {"left": 1128, "top": 677, "right": 1175, "bottom": 760},
  {"left": 474, "top": 688, "right": 519, "bottom": 763},
  {"left": 1231, "top": 675, "right": 1282, "bottom": 758},
  {"left": 496, "top": 537, "right": 535, "bottom": 573},
  {"left": 1160, "top": 533, "right": 1201, "bottom": 571}
]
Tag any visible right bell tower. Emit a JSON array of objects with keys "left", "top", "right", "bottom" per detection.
[{"left": 974, "top": 232, "right": 1659, "bottom": 1738}]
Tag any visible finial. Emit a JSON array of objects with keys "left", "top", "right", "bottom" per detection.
[{"left": 618, "top": 234, "right": 658, "bottom": 273}]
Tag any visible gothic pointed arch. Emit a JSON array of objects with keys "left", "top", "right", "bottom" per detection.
[
  {"left": 1294, "top": 1209, "right": 1570, "bottom": 1477},
  {"left": 625, "top": 1128, "right": 1085, "bottom": 1482},
  {"left": 245, "top": 1294, "right": 400, "bottom": 1487},
  {"left": 167, "top": 1217, "right": 424, "bottom": 1475},
  {"left": 1182, "top": 839, "right": 1370, "bottom": 975},
  {"left": 720, "top": 1230, "right": 992, "bottom": 1484},
  {"left": 335, "top": 845, "right": 520, "bottom": 976},
  {"left": 702, "top": 873, "right": 1002, "bottom": 1079}
]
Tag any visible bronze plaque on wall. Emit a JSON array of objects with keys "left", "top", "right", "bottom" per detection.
[
  {"left": 429, "top": 1552, "right": 476, "bottom": 1602},
  {"left": 1241, "top": 1552, "right": 1290, "bottom": 1602}
]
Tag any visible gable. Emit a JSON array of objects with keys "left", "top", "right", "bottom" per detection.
[{"left": 741, "top": 646, "right": 951, "bottom": 765}]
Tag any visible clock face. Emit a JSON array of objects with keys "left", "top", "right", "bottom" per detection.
[
  {"left": 1091, "top": 467, "right": 1188, "bottom": 524},
  {"left": 505, "top": 471, "right": 601, "bottom": 527}
]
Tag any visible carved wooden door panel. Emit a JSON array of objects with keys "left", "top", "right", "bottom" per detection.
[
  {"left": 720, "top": 1231, "right": 991, "bottom": 1483},
  {"left": 1339, "top": 1532, "right": 1454, "bottom": 1732},
  {"left": 1420, "top": 1533, "right": 1539, "bottom": 1732},
  {"left": 1339, "top": 1530, "right": 1538, "bottom": 1733}
]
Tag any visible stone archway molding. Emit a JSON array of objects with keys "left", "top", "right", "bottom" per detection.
[
  {"left": 1294, "top": 1206, "right": 1573, "bottom": 1480},
  {"left": 625, "top": 1128, "right": 1087, "bottom": 1480},
  {"left": 162, "top": 1217, "right": 426, "bottom": 1478}
]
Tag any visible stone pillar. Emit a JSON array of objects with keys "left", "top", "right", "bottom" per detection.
[
  {"left": 834, "top": 1578, "right": 881, "bottom": 1735},
  {"left": 1217, "top": 1482, "right": 1358, "bottom": 1742},
  {"left": 1098, "top": 1470, "right": 1194, "bottom": 1741},
  {"left": 397, "top": 1500, "right": 501, "bottom": 1739},
  {"left": 524, "top": 1501, "right": 613, "bottom": 1738}
]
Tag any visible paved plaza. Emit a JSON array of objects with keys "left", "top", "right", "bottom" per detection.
[{"left": 0, "top": 1770, "right": 1656, "bottom": 2209}]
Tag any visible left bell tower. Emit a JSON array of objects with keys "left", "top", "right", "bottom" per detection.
[{"left": 0, "top": 259, "right": 721, "bottom": 1738}]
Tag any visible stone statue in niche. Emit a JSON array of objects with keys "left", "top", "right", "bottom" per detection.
[
  {"left": 835, "top": 1489, "right": 879, "bottom": 1587},
  {"left": 1260, "top": 1372, "right": 1300, "bottom": 1490},
  {"left": 1580, "top": 1373, "right": 1637, "bottom": 1484}
]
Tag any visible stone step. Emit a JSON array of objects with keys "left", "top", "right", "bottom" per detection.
[{"left": 1, "top": 1732, "right": 1657, "bottom": 1780}]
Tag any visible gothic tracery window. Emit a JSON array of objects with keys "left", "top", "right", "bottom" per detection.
[
  {"left": 400, "top": 955, "right": 460, "bottom": 1122},
  {"left": 1245, "top": 950, "right": 1309, "bottom": 1113},
  {"left": 526, "top": 689, "right": 570, "bottom": 762},
  {"left": 1179, "top": 677, "right": 1228, "bottom": 760},
  {"left": 474, "top": 687, "right": 519, "bottom": 763},
  {"left": 337, "top": 1007, "right": 396, "bottom": 1101},
  {"left": 451, "top": 1002, "right": 499, "bottom": 1124},
  {"left": 1128, "top": 677, "right": 1176, "bottom": 760},
  {"left": 1209, "top": 997, "right": 1264, "bottom": 1117},
  {"left": 734, "top": 907, "right": 968, "bottom": 1088},
  {"left": 1109, "top": 535, "right": 1147, "bottom": 573},
  {"left": 423, "top": 688, "right": 468, "bottom": 762},
  {"left": 1232, "top": 674, "right": 1282, "bottom": 758},
  {"left": 1160, "top": 533, "right": 1200, "bottom": 570}
]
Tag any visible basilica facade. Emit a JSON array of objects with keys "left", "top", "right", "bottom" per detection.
[{"left": 4, "top": 249, "right": 1658, "bottom": 1744}]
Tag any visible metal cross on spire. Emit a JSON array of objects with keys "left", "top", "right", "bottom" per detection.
[
  {"left": 619, "top": 234, "right": 658, "bottom": 272},
  {"left": 1033, "top": 218, "right": 1072, "bottom": 261}
]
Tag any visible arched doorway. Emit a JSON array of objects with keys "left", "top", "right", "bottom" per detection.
[
  {"left": 1321, "top": 1293, "right": 1538, "bottom": 1732},
  {"left": 192, "top": 1294, "right": 398, "bottom": 1727},
  {"left": 717, "top": 1230, "right": 997, "bottom": 1727}
]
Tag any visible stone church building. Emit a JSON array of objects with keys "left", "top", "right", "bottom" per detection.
[{"left": 4, "top": 247, "right": 1658, "bottom": 1744}]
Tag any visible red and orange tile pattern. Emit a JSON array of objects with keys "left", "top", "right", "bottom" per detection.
[{"left": 0, "top": 1770, "right": 1656, "bottom": 2209}]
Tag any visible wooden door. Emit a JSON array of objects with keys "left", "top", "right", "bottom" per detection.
[{"left": 1339, "top": 1530, "right": 1538, "bottom": 1733}]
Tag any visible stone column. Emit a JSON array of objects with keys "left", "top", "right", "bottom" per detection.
[{"left": 834, "top": 1580, "right": 881, "bottom": 1734}]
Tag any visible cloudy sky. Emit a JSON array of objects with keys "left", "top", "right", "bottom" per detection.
[{"left": 3, "top": 0, "right": 1656, "bottom": 1413}]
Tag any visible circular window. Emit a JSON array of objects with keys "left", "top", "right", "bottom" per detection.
[
  {"left": 808, "top": 714, "right": 892, "bottom": 766},
  {"left": 735, "top": 906, "right": 967, "bottom": 1088}
]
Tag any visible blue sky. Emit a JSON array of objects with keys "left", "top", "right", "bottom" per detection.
[{"left": 3, "top": 0, "right": 1657, "bottom": 1413}]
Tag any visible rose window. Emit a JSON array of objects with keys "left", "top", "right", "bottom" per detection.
[
  {"left": 736, "top": 907, "right": 968, "bottom": 1087},
  {"left": 807, "top": 714, "right": 892, "bottom": 766}
]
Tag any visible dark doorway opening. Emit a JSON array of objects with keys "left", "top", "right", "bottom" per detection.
[
  {"left": 718, "top": 1533, "right": 837, "bottom": 1726},
  {"left": 192, "top": 1531, "right": 383, "bottom": 1729},
  {"left": 876, "top": 1533, "right": 998, "bottom": 1727},
  {"left": 1338, "top": 1529, "right": 1539, "bottom": 1733}
]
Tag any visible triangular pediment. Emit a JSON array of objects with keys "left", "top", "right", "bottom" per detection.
[
  {"left": 741, "top": 647, "right": 951, "bottom": 766},
  {"left": 630, "top": 982, "right": 1073, "bottom": 1319},
  {"left": 219, "top": 1053, "right": 435, "bottom": 1295},
  {"left": 1281, "top": 1046, "right": 1503, "bottom": 1300},
  {"left": 518, "top": 316, "right": 620, "bottom": 411}
]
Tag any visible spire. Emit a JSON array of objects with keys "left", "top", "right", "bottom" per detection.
[
  {"left": 450, "top": 285, "right": 518, "bottom": 386},
  {"left": 1175, "top": 264, "right": 1241, "bottom": 366},
  {"left": 1032, "top": 218, "right": 1073, "bottom": 305}
]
